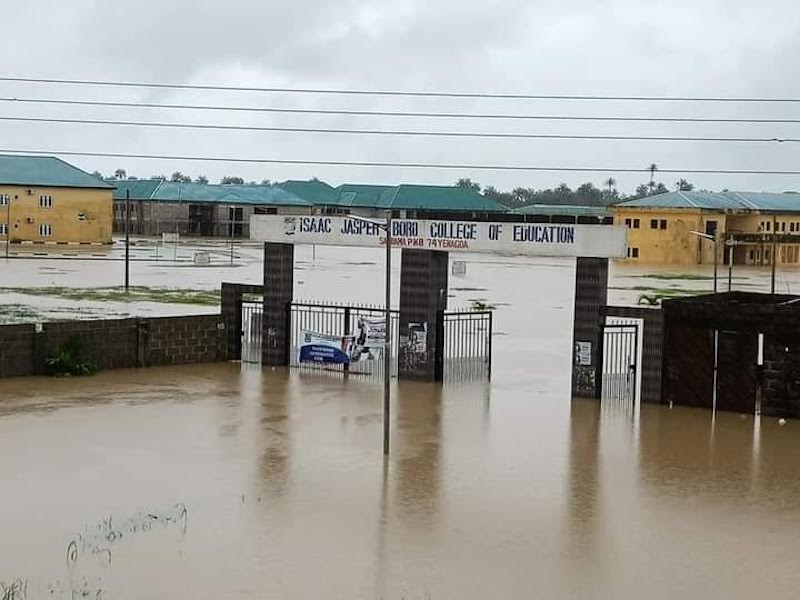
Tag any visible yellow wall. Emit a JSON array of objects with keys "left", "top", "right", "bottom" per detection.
[
  {"left": 613, "top": 207, "right": 800, "bottom": 266},
  {"left": 0, "top": 185, "right": 113, "bottom": 244},
  {"left": 613, "top": 207, "right": 726, "bottom": 265}
]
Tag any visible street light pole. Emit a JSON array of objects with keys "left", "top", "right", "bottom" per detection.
[
  {"left": 4, "top": 193, "right": 10, "bottom": 259},
  {"left": 691, "top": 230, "right": 718, "bottom": 293},
  {"left": 383, "top": 211, "right": 392, "bottom": 456},
  {"left": 347, "top": 212, "right": 393, "bottom": 455},
  {"left": 125, "top": 189, "right": 131, "bottom": 292}
]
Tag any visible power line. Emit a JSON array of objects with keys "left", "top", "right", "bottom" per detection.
[
  {"left": 2, "top": 148, "right": 799, "bottom": 175},
  {"left": 3, "top": 97, "right": 800, "bottom": 124},
  {"left": 2, "top": 115, "right": 797, "bottom": 143},
  {"left": 1, "top": 76, "right": 800, "bottom": 103}
]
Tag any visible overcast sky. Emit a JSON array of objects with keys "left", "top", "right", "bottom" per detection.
[{"left": 1, "top": 0, "right": 799, "bottom": 194}]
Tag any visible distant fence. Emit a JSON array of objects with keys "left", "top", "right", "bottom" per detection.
[{"left": 0, "top": 314, "right": 227, "bottom": 378}]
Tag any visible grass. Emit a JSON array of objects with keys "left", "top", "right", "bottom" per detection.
[
  {"left": 610, "top": 285, "right": 710, "bottom": 298},
  {"left": 0, "top": 303, "right": 40, "bottom": 324},
  {"left": 0, "top": 286, "right": 220, "bottom": 306}
]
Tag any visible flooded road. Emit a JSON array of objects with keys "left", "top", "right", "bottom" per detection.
[{"left": 2, "top": 245, "right": 800, "bottom": 598}]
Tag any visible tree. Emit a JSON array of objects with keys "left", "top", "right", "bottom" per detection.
[
  {"left": 260, "top": 179, "right": 272, "bottom": 185},
  {"left": 220, "top": 176, "right": 245, "bottom": 185},
  {"left": 195, "top": 175, "right": 209, "bottom": 185},
  {"left": 455, "top": 178, "right": 481, "bottom": 192},
  {"left": 114, "top": 168, "right": 127, "bottom": 180},
  {"left": 648, "top": 163, "right": 658, "bottom": 193},
  {"left": 170, "top": 171, "right": 191, "bottom": 183},
  {"left": 150, "top": 174, "right": 166, "bottom": 180},
  {"left": 576, "top": 182, "right": 604, "bottom": 206},
  {"left": 634, "top": 184, "right": 650, "bottom": 198},
  {"left": 676, "top": 178, "right": 694, "bottom": 191},
  {"left": 654, "top": 182, "right": 668, "bottom": 194},
  {"left": 605, "top": 177, "right": 616, "bottom": 193},
  {"left": 90, "top": 170, "right": 105, "bottom": 180}
]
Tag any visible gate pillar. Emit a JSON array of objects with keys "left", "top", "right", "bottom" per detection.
[
  {"left": 571, "top": 257, "right": 609, "bottom": 398},
  {"left": 398, "top": 249, "right": 449, "bottom": 381},
  {"left": 262, "top": 242, "right": 294, "bottom": 366}
]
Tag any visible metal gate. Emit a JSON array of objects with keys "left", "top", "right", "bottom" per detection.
[
  {"left": 601, "top": 321, "right": 639, "bottom": 404},
  {"left": 242, "top": 299, "right": 263, "bottom": 363},
  {"left": 289, "top": 303, "right": 400, "bottom": 378},
  {"left": 443, "top": 311, "right": 493, "bottom": 382},
  {"left": 240, "top": 299, "right": 492, "bottom": 382}
]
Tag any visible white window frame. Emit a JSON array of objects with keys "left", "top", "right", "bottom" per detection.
[
  {"left": 0, "top": 194, "right": 9, "bottom": 206},
  {"left": 38, "top": 223, "right": 53, "bottom": 237},
  {"left": 39, "top": 194, "right": 53, "bottom": 208},
  {"left": 0, "top": 223, "right": 7, "bottom": 235}
]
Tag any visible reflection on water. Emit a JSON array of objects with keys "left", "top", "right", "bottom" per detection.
[{"left": 1, "top": 365, "right": 800, "bottom": 598}]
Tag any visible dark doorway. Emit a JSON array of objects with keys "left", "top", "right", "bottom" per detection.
[{"left": 189, "top": 204, "right": 214, "bottom": 236}]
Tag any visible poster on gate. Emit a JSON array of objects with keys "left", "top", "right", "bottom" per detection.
[
  {"left": 299, "top": 330, "right": 354, "bottom": 365},
  {"left": 350, "top": 318, "right": 385, "bottom": 362}
]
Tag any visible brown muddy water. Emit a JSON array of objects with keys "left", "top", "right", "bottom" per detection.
[{"left": 2, "top": 246, "right": 800, "bottom": 598}]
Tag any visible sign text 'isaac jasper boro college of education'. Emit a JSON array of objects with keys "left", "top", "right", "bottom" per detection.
[{"left": 250, "top": 215, "right": 627, "bottom": 258}]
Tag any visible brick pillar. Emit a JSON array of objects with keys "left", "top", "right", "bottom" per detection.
[
  {"left": 641, "top": 311, "right": 665, "bottom": 404},
  {"left": 262, "top": 242, "right": 294, "bottom": 366},
  {"left": 571, "top": 257, "right": 609, "bottom": 398},
  {"left": 221, "top": 282, "right": 243, "bottom": 360},
  {"left": 398, "top": 249, "right": 448, "bottom": 381}
]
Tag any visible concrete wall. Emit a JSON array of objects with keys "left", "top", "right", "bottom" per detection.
[
  {"left": 0, "top": 315, "right": 227, "bottom": 378},
  {"left": 1, "top": 184, "right": 113, "bottom": 244}
]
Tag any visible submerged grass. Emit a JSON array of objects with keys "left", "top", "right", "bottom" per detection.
[
  {"left": 0, "top": 286, "right": 220, "bottom": 306},
  {"left": 636, "top": 273, "right": 746, "bottom": 282}
]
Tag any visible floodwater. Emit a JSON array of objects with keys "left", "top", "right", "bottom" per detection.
[{"left": 2, "top": 244, "right": 800, "bottom": 598}]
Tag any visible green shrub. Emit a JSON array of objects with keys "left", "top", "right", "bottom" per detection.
[{"left": 46, "top": 339, "right": 97, "bottom": 376}]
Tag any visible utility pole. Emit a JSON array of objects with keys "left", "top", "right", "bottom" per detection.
[
  {"left": 125, "top": 189, "right": 131, "bottom": 292},
  {"left": 383, "top": 211, "right": 392, "bottom": 456}
]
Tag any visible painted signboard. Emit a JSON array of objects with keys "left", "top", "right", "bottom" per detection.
[
  {"left": 299, "top": 330, "right": 352, "bottom": 365},
  {"left": 251, "top": 215, "right": 627, "bottom": 258}
]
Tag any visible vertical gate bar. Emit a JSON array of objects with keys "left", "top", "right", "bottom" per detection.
[
  {"left": 488, "top": 312, "right": 493, "bottom": 381},
  {"left": 343, "top": 306, "right": 351, "bottom": 375}
]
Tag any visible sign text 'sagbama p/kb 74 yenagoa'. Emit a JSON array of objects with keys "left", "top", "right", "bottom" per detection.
[{"left": 250, "top": 215, "right": 628, "bottom": 258}]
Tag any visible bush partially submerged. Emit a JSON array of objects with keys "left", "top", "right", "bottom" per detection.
[{"left": 46, "top": 339, "right": 97, "bottom": 376}]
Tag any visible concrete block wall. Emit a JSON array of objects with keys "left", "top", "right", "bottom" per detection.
[{"left": 0, "top": 314, "right": 227, "bottom": 379}]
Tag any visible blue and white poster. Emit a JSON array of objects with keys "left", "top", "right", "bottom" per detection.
[{"left": 299, "top": 330, "right": 353, "bottom": 365}]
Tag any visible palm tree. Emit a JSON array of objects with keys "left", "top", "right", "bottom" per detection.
[
  {"left": 676, "top": 178, "right": 694, "bottom": 192},
  {"left": 114, "top": 168, "right": 127, "bottom": 180},
  {"left": 605, "top": 177, "right": 617, "bottom": 194},
  {"left": 648, "top": 163, "right": 658, "bottom": 193}
]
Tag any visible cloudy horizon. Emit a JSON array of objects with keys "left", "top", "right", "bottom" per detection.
[{"left": 2, "top": 0, "right": 799, "bottom": 195}]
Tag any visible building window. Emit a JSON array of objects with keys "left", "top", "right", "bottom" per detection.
[
  {"left": 749, "top": 250, "right": 755, "bottom": 261},
  {"left": 633, "top": 218, "right": 640, "bottom": 229},
  {"left": 39, "top": 195, "right": 53, "bottom": 208},
  {"left": 705, "top": 220, "right": 718, "bottom": 237},
  {"left": 766, "top": 220, "right": 771, "bottom": 232},
  {"left": 38, "top": 224, "right": 53, "bottom": 237},
  {"left": 765, "top": 249, "right": 771, "bottom": 262},
  {"left": 0, "top": 194, "right": 9, "bottom": 206},
  {"left": 782, "top": 221, "right": 787, "bottom": 232},
  {"left": 660, "top": 219, "right": 667, "bottom": 230},
  {"left": 627, "top": 247, "right": 639, "bottom": 258},
  {"left": 624, "top": 218, "right": 632, "bottom": 228},
  {"left": 791, "top": 223, "right": 796, "bottom": 233},
  {"left": 650, "top": 219, "right": 658, "bottom": 229},
  {"left": 0, "top": 223, "right": 6, "bottom": 235}
]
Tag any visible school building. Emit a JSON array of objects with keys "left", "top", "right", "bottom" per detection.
[
  {"left": 0, "top": 154, "right": 114, "bottom": 245},
  {"left": 613, "top": 191, "right": 800, "bottom": 266}
]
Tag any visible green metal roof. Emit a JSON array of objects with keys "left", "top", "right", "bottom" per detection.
[
  {"left": 513, "top": 204, "right": 611, "bottom": 217},
  {"left": 278, "top": 180, "right": 338, "bottom": 204},
  {"left": 376, "top": 184, "right": 508, "bottom": 212},
  {"left": 112, "top": 180, "right": 312, "bottom": 206},
  {"left": 111, "top": 179, "right": 163, "bottom": 200},
  {"left": 0, "top": 154, "right": 114, "bottom": 189},
  {"left": 616, "top": 191, "right": 800, "bottom": 212}
]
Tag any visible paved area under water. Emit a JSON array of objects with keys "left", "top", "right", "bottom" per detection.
[{"left": 1, "top": 244, "right": 800, "bottom": 598}]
